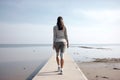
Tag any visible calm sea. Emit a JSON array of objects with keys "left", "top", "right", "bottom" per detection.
[
  {"left": 0, "top": 44, "right": 120, "bottom": 80},
  {"left": 68, "top": 44, "right": 120, "bottom": 62},
  {"left": 0, "top": 44, "right": 52, "bottom": 80}
]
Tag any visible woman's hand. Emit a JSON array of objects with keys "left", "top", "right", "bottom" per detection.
[{"left": 67, "top": 43, "right": 69, "bottom": 48}]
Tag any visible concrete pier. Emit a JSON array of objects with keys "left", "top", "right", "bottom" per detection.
[{"left": 32, "top": 53, "right": 88, "bottom": 80}]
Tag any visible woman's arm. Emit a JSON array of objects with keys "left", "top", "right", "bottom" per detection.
[
  {"left": 53, "top": 26, "right": 56, "bottom": 49},
  {"left": 64, "top": 27, "right": 69, "bottom": 48}
]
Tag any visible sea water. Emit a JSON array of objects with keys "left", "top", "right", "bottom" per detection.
[
  {"left": 0, "top": 44, "right": 120, "bottom": 80},
  {"left": 0, "top": 44, "right": 52, "bottom": 80},
  {"left": 68, "top": 44, "right": 120, "bottom": 62}
]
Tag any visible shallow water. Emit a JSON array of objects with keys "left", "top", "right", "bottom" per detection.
[
  {"left": 0, "top": 45, "right": 52, "bottom": 80},
  {"left": 68, "top": 44, "right": 120, "bottom": 62}
]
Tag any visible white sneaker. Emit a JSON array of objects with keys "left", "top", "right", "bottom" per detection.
[
  {"left": 58, "top": 67, "right": 60, "bottom": 72},
  {"left": 60, "top": 69, "right": 63, "bottom": 75}
]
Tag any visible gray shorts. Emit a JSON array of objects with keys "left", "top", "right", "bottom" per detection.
[{"left": 54, "top": 42, "right": 67, "bottom": 59}]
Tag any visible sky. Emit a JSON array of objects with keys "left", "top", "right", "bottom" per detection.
[{"left": 0, "top": 0, "right": 120, "bottom": 44}]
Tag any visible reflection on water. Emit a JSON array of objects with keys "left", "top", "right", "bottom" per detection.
[
  {"left": 0, "top": 45, "right": 52, "bottom": 80},
  {"left": 0, "top": 61, "right": 46, "bottom": 80},
  {"left": 68, "top": 44, "right": 120, "bottom": 62}
]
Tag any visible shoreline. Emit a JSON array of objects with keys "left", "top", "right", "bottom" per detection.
[{"left": 77, "top": 59, "right": 120, "bottom": 80}]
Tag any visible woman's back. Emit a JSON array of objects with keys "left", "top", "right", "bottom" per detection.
[{"left": 53, "top": 25, "right": 67, "bottom": 43}]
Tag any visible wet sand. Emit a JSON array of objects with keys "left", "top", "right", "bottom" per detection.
[{"left": 77, "top": 59, "right": 120, "bottom": 80}]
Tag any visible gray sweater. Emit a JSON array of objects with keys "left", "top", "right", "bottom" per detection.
[{"left": 53, "top": 25, "right": 68, "bottom": 44}]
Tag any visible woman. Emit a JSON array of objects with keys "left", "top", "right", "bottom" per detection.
[{"left": 53, "top": 16, "right": 69, "bottom": 75}]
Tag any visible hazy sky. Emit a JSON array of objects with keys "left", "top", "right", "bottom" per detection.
[{"left": 0, "top": 0, "right": 120, "bottom": 44}]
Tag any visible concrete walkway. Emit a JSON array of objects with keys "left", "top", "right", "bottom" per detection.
[{"left": 32, "top": 53, "right": 88, "bottom": 80}]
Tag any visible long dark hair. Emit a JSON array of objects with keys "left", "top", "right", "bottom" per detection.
[{"left": 57, "top": 16, "right": 64, "bottom": 30}]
